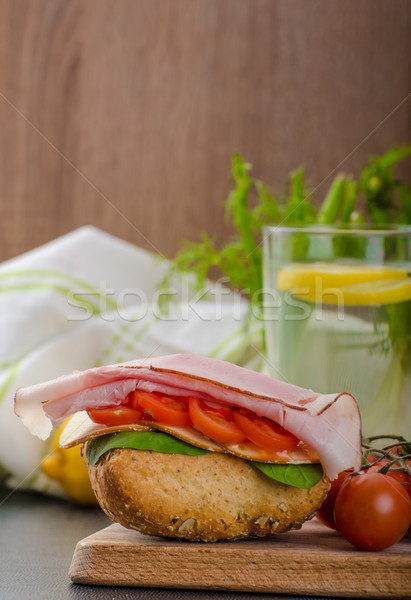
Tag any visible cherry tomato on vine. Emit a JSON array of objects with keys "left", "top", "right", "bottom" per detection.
[
  {"left": 315, "top": 469, "right": 354, "bottom": 530},
  {"left": 334, "top": 472, "right": 411, "bottom": 551}
]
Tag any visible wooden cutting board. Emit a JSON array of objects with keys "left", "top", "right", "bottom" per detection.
[{"left": 70, "top": 520, "right": 411, "bottom": 598}]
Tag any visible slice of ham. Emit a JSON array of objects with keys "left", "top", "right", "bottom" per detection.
[{"left": 14, "top": 353, "right": 362, "bottom": 479}]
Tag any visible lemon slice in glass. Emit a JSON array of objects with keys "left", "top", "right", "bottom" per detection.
[
  {"left": 337, "top": 277, "right": 411, "bottom": 305},
  {"left": 277, "top": 264, "right": 408, "bottom": 291},
  {"left": 277, "top": 264, "right": 411, "bottom": 305}
]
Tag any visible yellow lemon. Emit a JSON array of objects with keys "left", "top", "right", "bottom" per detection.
[
  {"left": 41, "top": 419, "right": 98, "bottom": 505},
  {"left": 337, "top": 277, "right": 411, "bottom": 306},
  {"left": 277, "top": 264, "right": 408, "bottom": 292},
  {"left": 277, "top": 264, "right": 411, "bottom": 305}
]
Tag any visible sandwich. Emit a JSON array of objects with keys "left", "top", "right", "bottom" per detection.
[{"left": 14, "top": 353, "right": 362, "bottom": 542}]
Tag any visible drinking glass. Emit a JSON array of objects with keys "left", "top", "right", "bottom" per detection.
[{"left": 262, "top": 225, "right": 411, "bottom": 439}]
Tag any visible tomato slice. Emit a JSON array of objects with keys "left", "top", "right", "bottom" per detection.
[
  {"left": 232, "top": 409, "right": 299, "bottom": 452},
  {"left": 87, "top": 405, "right": 144, "bottom": 426},
  {"left": 188, "top": 397, "right": 247, "bottom": 444},
  {"left": 130, "top": 390, "right": 191, "bottom": 427},
  {"left": 202, "top": 401, "right": 233, "bottom": 420}
]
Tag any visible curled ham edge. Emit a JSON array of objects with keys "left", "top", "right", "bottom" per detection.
[{"left": 14, "top": 353, "right": 362, "bottom": 480}]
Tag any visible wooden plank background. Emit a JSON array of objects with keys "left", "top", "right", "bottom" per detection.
[{"left": 0, "top": 0, "right": 410, "bottom": 263}]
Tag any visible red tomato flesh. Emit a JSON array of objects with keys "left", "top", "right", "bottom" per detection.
[
  {"left": 188, "top": 397, "right": 247, "bottom": 444},
  {"left": 129, "top": 390, "right": 191, "bottom": 427},
  {"left": 86, "top": 392, "right": 305, "bottom": 453},
  {"left": 87, "top": 405, "right": 144, "bottom": 425},
  {"left": 232, "top": 409, "right": 299, "bottom": 453},
  {"left": 201, "top": 401, "right": 233, "bottom": 420}
]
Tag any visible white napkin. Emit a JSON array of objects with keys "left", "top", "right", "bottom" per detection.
[{"left": 0, "top": 226, "right": 262, "bottom": 495}]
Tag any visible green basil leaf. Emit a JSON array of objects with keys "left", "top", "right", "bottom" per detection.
[
  {"left": 86, "top": 431, "right": 208, "bottom": 466},
  {"left": 251, "top": 461, "right": 323, "bottom": 489}
]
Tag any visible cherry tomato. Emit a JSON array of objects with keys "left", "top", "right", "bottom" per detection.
[
  {"left": 87, "top": 405, "right": 144, "bottom": 425},
  {"left": 232, "top": 409, "right": 299, "bottom": 453},
  {"left": 334, "top": 472, "right": 411, "bottom": 551},
  {"left": 188, "top": 397, "right": 247, "bottom": 444},
  {"left": 316, "top": 469, "right": 354, "bottom": 530},
  {"left": 130, "top": 390, "right": 191, "bottom": 427}
]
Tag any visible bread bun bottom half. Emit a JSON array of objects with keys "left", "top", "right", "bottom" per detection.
[{"left": 84, "top": 446, "right": 330, "bottom": 542}]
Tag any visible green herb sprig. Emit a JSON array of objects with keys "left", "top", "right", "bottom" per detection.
[{"left": 163, "top": 146, "right": 411, "bottom": 301}]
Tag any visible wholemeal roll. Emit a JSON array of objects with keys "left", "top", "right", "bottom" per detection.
[{"left": 84, "top": 446, "right": 330, "bottom": 542}]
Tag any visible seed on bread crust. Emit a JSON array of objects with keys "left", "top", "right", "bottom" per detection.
[{"left": 84, "top": 446, "right": 329, "bottom": 542}]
